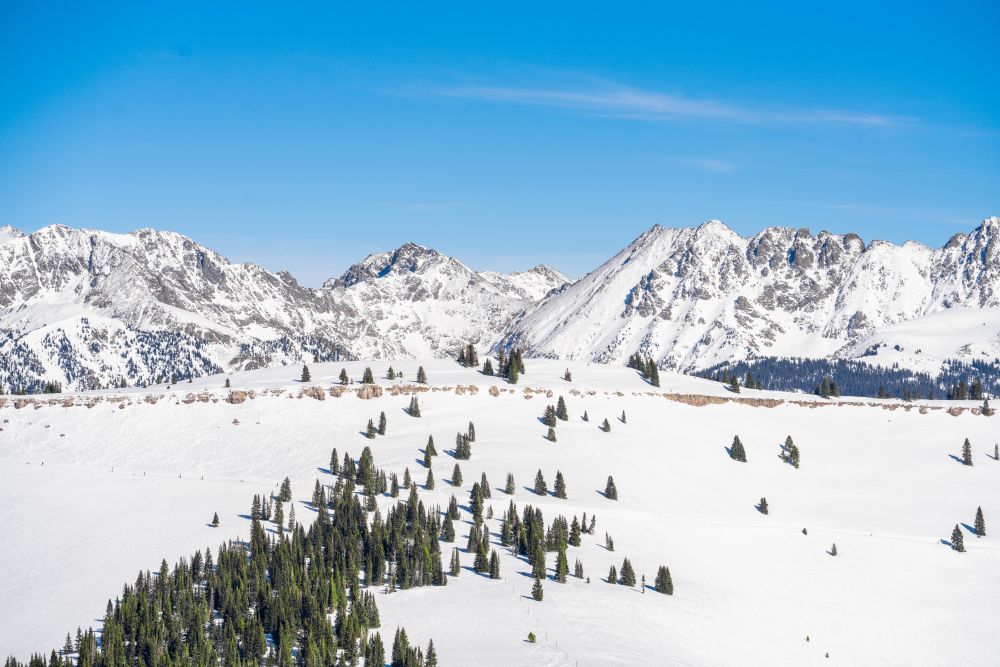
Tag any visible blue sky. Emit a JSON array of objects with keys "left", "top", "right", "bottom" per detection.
[{"left": 1, "top": 2, "right": 997, "bottom": 284}]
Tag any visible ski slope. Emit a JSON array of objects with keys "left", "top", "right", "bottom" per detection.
[{"left": 2, "top": 359, "right": 998, "bottom": 665}]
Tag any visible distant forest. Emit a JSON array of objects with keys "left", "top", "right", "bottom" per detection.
[{"left": 698, "top": 357, "right": 1000, "bottom": 401}]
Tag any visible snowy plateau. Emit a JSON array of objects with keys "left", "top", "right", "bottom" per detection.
[
  {"left": 1, "top": 359, "right": 998, "bottom": 665},
  {"left": 3, "top": 218, "right": 1000, "bottom": 393}
]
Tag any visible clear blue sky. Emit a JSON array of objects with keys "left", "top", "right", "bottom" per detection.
[{"left": 2, "top": 2, "right": 997, "bottom": 284}]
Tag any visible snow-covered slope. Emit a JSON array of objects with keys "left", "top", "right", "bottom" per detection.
[
  {"left": 2, "top": 359, "right": 998, "bottom": 664},
  {"left": 0, "top": 227, "right": 568, "bottom": 390},
  {"left": 502, "top": 217, "right": 1000, "bottom": 371}
]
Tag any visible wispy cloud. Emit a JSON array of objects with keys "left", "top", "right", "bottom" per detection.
[{"left": 416, "top": 77, "right": 913, "bottom": 128}]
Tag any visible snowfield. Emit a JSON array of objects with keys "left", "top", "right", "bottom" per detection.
[{"left": 2, "top": 358, "right": 999, "bottom": 665}]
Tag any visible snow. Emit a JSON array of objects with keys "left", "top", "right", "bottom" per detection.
[{"left": 2, "top": 358, "right": 999, "bottom": 664}]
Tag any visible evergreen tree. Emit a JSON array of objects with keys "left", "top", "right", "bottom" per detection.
[
  {"left": 604, "top": 476, "right": 618, "bottom": 500},
  {"left": 620, "top": 410, "right": 627, "bottom": 424},
  {"left": 426, "top": 639, "right": 438, "bottom": 667},
  {"left": 224, "top": 377, "right": 230, "bottom": 388},
  {"left": 330, "top": 447, "right": 340, "bottom": 475},
  {"left": 605, "top": 532, "right": 615, "bottom": 551},
  {"left": 211, "top": 512, "right": 219, "bottom": 527},
  {"left": 781, "top": 435, "right": 800, "bottom": 468},
  {"left": 426, "top": 435, "right": 437, "bottom": 457},
  {"left": 505, "top": 472, "right": 515, "bottom": 495},
  {"left": 362, "top": 366, "right": 374, "bottom": 384},
  {"left": 531, "top": 577, "right": 544, "bottom": 601},
  {"left": 600, "top": 417, "right": 611, "bottom": 432},
  {"left": 569, "top": 517, "right": 581, "bottom": 546},
  {"left": 542, "top": 404, "right": 557, "bottom": 427},
  {"left": 423, "top": 448, "right": 432, "bottom": 468},
  {"left": 450, "top": 548, "right": 461, "bottom": 576},
  {"left": 730, "top": 435, "right": 747, "bottom": 462},
  {"left": 574, "top": 558, "right": 584, "bottom": 578},
  {"left": 387, "top": 365, "right": 396, "bottom": 379},
  {"left": 482, "top": 359, "right": 494, "bottom": 375},
  {"left": 654, "top": 565, "right": 673, "bottom": 594},
  {"left": 983, "top": 398, "right": 992, "bottom": 416},
  {"left": 582, "top": 410, "right": 589, "bottom": 422},
  {"left": 607, "top": 564, "right": 617, "bottom": 584},
  {"left": 480, "top": 472, "right": 491, "bottom": 498},
  {"left": 508, "top": 363, "right": 519, "bottom": 385},
  {"left": 962, "top": 438, "right": 974, "bottom": 466},
  {"left": 489, "top": 549, "right": 501, "bottom": 579},
  {"left": 758, "top": 497, "right": 768, "bottom": 515},
  {"left": 279, "top": 476, "right": 292, "bottom": 502},
  {"left": 554, "top": 471, "right": 567, "bottom": 499},
  {"left": 563, "top": 368, "right": 572, "bottom": 382},
  {"left": 555, "top": 549, "right": 569, "bottom": 583},
  {"left": 729, "top": 375, "right": 740, "bottom": 393},
  {"left": 451, "top": 464, "right": 463, "bottom": 487},
  {"left": 619, "top": 558, "right": 636, "bottom": 586},
  {"left": 951, "top": 524, "right": 965, "bottom": 552},
  {"left": 425, "top": 467, "right": 435, "bottom": 490},
  {"left": 408, "top": 396, "right": 421, "bottom": 417},
  {"left": 300, "top": 364, "right": 311, "bottom": 382},
  {"left": 975, "top": 506, "right": 986, "bottom": 537},
  {"left": 556, "top": 396, "right": 569, "bottom": 421},
  {"left": 467, "top": 421, "right": 476, "bottom": 442},
  {"left": 339, "top": 368, "right": 349, "bottom": 385},
  {"left": 366, "top": 419, "right": 377, "bottom": 439},
  {"left": 378, "top": 411, "right": 387, "bottom": 435},
  {"left": 547, "top": 426, "right": 557, "bottom": 442},
  {"left": 403, "top": 467, "right": 412, "bottom": 488},
  {"left": 649, "top": 363, "right": 660, "bottom": 387},
  {"left": 534, "top": 470, "right": 548, "bottom": 496},
  {"left": 830, "top": 543, "right": 838, "bottom": 556},
  {"left": 417, "top": 366, "right": 428, "bottom": 384},
  {"left": 390, "top": 474, "right": 400, "bottom": 498}
]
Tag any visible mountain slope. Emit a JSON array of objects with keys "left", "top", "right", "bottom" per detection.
[{"left": 502, "top": 217, "right": 1000, "bottom": 371}]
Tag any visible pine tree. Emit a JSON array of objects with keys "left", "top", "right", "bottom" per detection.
[
  {"left": 620, "top": 410, "right": 627, "bottom": 424},
  {"left": 649, "top": 363, "right": 660, "bottom": 387},
  {"left": 975, "top": 506, "right": 986, "bottom": 537},
  {"left": 730, "top": 435, "right": 747, "bottom": 462},
  {"left": 542, "top": 405, "right": 557, "bottom": 427},
  {"left": 730, "top": 375, "right": 740, "bottom": 393},
  {"left": 607, "top": 565, "right": 617, "bottom": 584},
  {"left": 582, "top": 410, "right": 589, "bottom": 422},
  {"left": 556, "top": 396, "right": 569, "bottom": 421},
  {"left": 604, "top": 476, "right": 617, "bottom": 500},
  {"left": 362, "top": 366, "right": 374, "bottom": 384},
  {"left": 951, "top": 524, "right": 965, "bottom": 552},
  {"left": 534, "top": 470, "right": 547, "bottom": 496},
  {"left": 450, "top": 548, "right": 461, "bottom": 576},
  {"left": 224, "top": 377, "right": 230, "bottom": 388},
  {"left": 279, "top": 477, "right": 292, "bottom": 502},
  {"left": 605, "top": 532, "right": 614, "bottom": 551},
  {"left": 451, "top": 464, "right": 463, "bottom": 487},
  {"left": 574, "top": 558, "right": 584, "bottom": 578},
  {"left": 563, "top": 368, "right": 572, "bottom": 382},
  {"left": 426, "top": 640, "right": 438, "bottom": 667},
  {"left": 505, "top": 472, "right": 515, "bottom": 495},
  {"left": 390, "top": 474, "right": 400, "bottom": 498},
  {"left": 403, "top": 467, "right": 412, "bottom": 488},
  {"left": 555, "top": 549, "right": 569, "bottom": 583},
  {"left": 569, "top": 516, "right": 581, "bottom": 546},
  {"left": 962, "top": 438, "right": 973, "bottom": 466},
  {"left": 489, "top": 551, "right": 501, "bottom": 579},
  {"left": 654, "top": 565, "right": 673, "bottom": 594},
  {"left": 480, "top": 472, "right": 491, "bottom": 498},
  {"left": 330, "top": 448, "right": 340, "bottom": 475},
  {"left": 781, "top": 435, "right": 800, "bottom": 468},
  {"left": 830, "top": 543, "right": 838, "bottom": 556},
  {"left": 211, "top": 512, "right": 219, "bottom": 527},
  {"left": 467, "top": 421, "right": 476, "bottom": 442},
  {"left": 483, "top": 359, "right": 494, "bottom": 375},
  {"left": 378, "top": 411, "right": 387, "bottom": 435},
  {"left": 554, "top": 471, "right": 567, "bottom": 499},
  {"left": 619, "top": 558, "right": 636, "bottom": 586},
  {"left": 425, "top": 467, "right": 435, "bottom": 490},
  {"left": 339, "top": 368, "right": 349, "bottom": 385},
  {"left": 423, "top": 448, "right": 432, "bottom": 468},
  {"left": 408, "top": 396, "right": 421, "bottom": 417},
  {"left": 366, "top": 419, "right": 377, "bottom": 439},
  {"left": 417, "top": 366, "right": 427, "bottom": 384},
  {"left": 531, "top": 577, "right": 544, "bottom": 601},
  {"left": 508, "top": 363, "right": 519, "bottom": 385},
  {"left": 758, "top": 497, "right": 768, "bottom": 514},
  {"left": 995, "top": 443, "right": 999, "bottom": 461},
  {"left": 983, "top": 398, "right": 992, "bottom": 416},
  {"left": 547, "top": 426, "right": 557, "bottom": 442},
  {"left": 600, "top": 417, "right": 611, "bottom": 432}
]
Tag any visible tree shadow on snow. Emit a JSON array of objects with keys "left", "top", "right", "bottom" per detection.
[
  {"left": 948, "top": 454, "right": 966, "bottom": 464},
  {"left": 238, "top": 514, "right": 253, "bottom": 521},
  {"left": 595, "top": 489, "right": 611, "bottom": 499},
  {"left": 724, "top": 446, "right": 733, "bottom": 458},
  {"left": 316, "top": 467, "right": 333, "bottom": 475},
  {"left": 961, "top": 523, "right": 978, "bottom": 535},
  {"left": 939, "top": 538, "right": 955, "bottom": 549}
]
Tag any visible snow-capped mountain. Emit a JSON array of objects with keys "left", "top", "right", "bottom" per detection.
[
  {"left": 0, "top": 226, "right": 567, "bottom": 391},
  {"left": 501, "top": 217, "right": 1000, "bottom": 371}
]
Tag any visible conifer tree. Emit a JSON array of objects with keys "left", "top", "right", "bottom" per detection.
[
  {"left": 508, "top": 363, "right": 519, "bottom": 385},
  {"left": 330, "top": 448, "right": 340, "bottom": 475},
  {"left": 451, "top": 464, "right": 463, "bottom": 487},
  {"left": 403, "top": 467, "right": 412, "bottom": 488},
  {"left": 758, "top": 497, "right": 769, "bottom": 514},
  {"left": 366, "top": 419, "right": 377, "bottom": 439},
  {"left": 649, "top": 363, "right": 660, "bottom": 387},
  {"left": 339, "top": 368, "right": 349, "bottom": 385},
  {"left": 483, "top": 359, "right": 494, "bottom": 375},
  {"left": 423, "top": 448, "right": 432, "bottom": 468},
  {"left": 569, "top": 516, "right": 581, "bottom": 546},
  {"left": 505, "top": 472, "right": 515, "bottom": 495},
  {"left": 362, "top": 366, "right": 374, "bottom": 384},
  {"left": 489, "top": 550, "right": 501, "bottom": 579},
  {"left": 730, "top": 435, "right": 747, "bottom": 462},
  {"left": 547, "top": 426, "right": 557, "bottom": 442},
  {"left": 211, "top": 512, "right": 219, "bottom": 527},
  {"left": 531, "top": 577, "right": 544, "bottom": 601},
  {"left": 426, "top": 639, "right": 438, "bottom": 667},
  {"left": 620, "top": 410, "right": 627, "bottom": 423},
  {"left": 450, "top": 548, "right": 461, "bottom": 576},
  {"left": 480, "top": 472, "right": 491, "bottom": 498},
  {"left": 607, "top": 564, "right": 617, "bottom": 584},
  {"left": 983, "top": 398, "right": 992, "bottom": 416},
  {"left": 975, "top": 506, "right": 986, "bottom": 537},
  {"left": 425, "top": 467, "right": 435, "bottom": 490},
  {"left": 449, "top": 495, "right": 460, "bottom": 519},
  {"left": 654, "top": 565, "right": 673, "bottom": 594},
  {"left": 564, "top": 368, "right": 572, "bottom": 382},
  {"left": 830, "top": 543, "right": 838, "bottom": 556},
  {"left": 555, "top": 549, "right": 569, "bottom": 583},
  {"left": 995, "top": 443, "right": 999, "bottom": 461},
  {"left": 601, "top": 417, "right": 611, "bottom": 432},
  {"left": 604, "top": 476, "right": 618, "bottom": 500},
  {"left": 408, "top": 396, "right": 421, "bottom": 417},
  {"left": 605, "top": 532, "right": 615, "bottom": 551},
  {"left": 387, "top": 366, "right": 396, "bottom": 379},
  {"left": 582, "top": 410, "right": 589, "bottom": 422},
  {"left": 556, "top": 396, "right": 569, "bottom": 421},
  {"left": 962, "top": 438, "right": 974, "bottom": 466},
  {"left": 300, "top": 364, "right": 311, "bottom": 382},
  {"left": 288, "top": 505, "right": 296, "bottom": 532},
  {"left": 730, "top": 375, "right": 741, "bottom": 393},
  {"left": 390, "top": 474, "right": 400, "bottom": 498},
  {"left": 279, "top": 477, "right": 292, "bottom": 502},
  {"left": 224, "top": 377, "right": 230, "bottom": 388},
  {"left": 781, "top": 435, "right": 800, "bottom": 468},
  {"left": 619, "top": 558, "right": 636, "bottom": 586},
  {"left": 467, "top": 421, "right": 476, "bottom": 442},
  {"left": 574, "top": 558, "right": 584, "bottom": 578},
  {"left": 417, "top": 366, "right": 427, "bottom": 384},
  {"left": 951, "top": 524, "right": 965, "bottom": 552},
  {"left": 442, "top": 512, "right": 456, "bottom": 542},
  {"left": 542, "top": 404, "right": 557, "bottom": 427},
  {"left": 532, "top": 544, "right": 546, "bottom": 579},
  {"left": 274, "top": 499, "right": 284, "bottom": 530},
  {"left": 534, "top": 470, "right": 548, "bottom": 496},
  {"left": 378, "top": 411, "right": 387, "bottom": 435},
  {"left": 554, "top": 471, "right": 567, "bottom": 499}
]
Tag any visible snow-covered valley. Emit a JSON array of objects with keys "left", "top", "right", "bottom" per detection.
[{"left": 2, "top": 358, "right": 998, "bottom": 665}]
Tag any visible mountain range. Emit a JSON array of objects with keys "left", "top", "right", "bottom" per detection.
[{"left": 1, "top": 218, "right": 998, "bottom": 392}]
